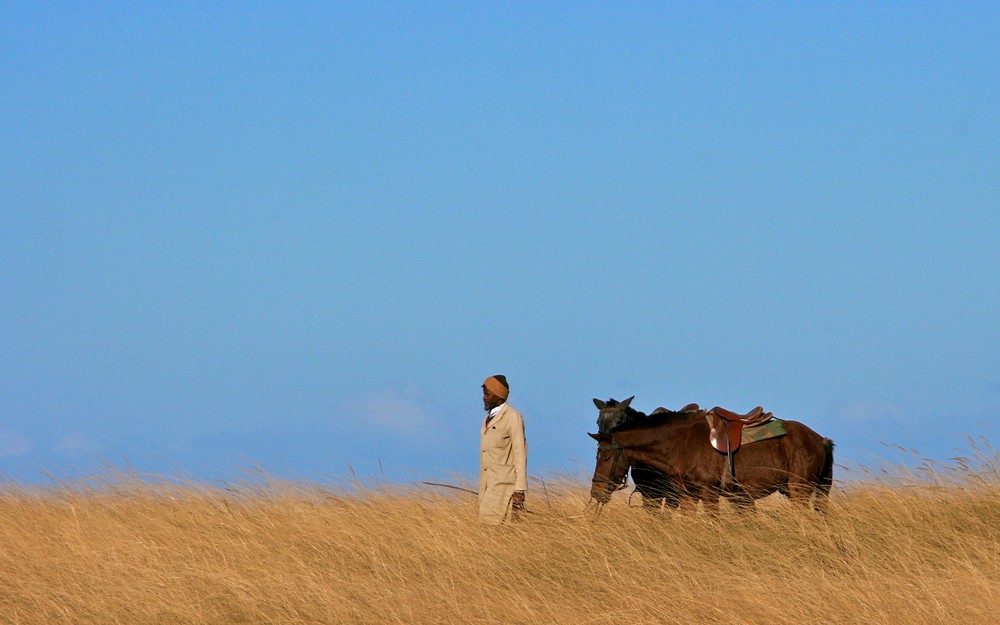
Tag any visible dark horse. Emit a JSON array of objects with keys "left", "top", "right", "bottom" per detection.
[
  {"left": 594, "top": 397, "right": 686, "bottom": 511},
  {"left": 590, "top": 403, "right": 834, "bottom": 512}
]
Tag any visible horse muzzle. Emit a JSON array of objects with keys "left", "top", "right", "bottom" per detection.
[{"left": 590, "top": 478, "right": 620, "bottom": 503}]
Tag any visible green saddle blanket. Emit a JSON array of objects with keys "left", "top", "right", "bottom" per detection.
[{"left": 741, "top": 418, "right": 787, "bottom": 445}]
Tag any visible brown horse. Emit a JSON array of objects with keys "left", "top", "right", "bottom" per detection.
[{"left": 589, "top": 409, "right": 834, "bottom": 512}]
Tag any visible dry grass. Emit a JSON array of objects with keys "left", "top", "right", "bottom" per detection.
[{"left": 1, "top": 455, "right": 998, "bottom": 625}]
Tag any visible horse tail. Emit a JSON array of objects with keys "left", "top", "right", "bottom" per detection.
[
  {"left": 815, "top": 437, "right": 835, "bottom": 510},
  {"left": 820, "top": 438, "right": 835, "bottom": 487}
]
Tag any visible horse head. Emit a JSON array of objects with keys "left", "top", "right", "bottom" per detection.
[
  {"left": 588, "top": 431, "right": 630, "bottom": 503},
  {"left": 593, "top": 396, "right": 639, "bottom": 433}
]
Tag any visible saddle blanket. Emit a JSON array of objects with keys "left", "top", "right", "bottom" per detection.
[
  {"left": 740, "top": 418, "right": 787, "bottom": 444},
  {"left": 706, "top": 414, "right": 788, "bottom": 451}
]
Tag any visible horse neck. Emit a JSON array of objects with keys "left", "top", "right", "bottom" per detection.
[{"left": 617, "top": 415, "right": 697, "bottom": 474}]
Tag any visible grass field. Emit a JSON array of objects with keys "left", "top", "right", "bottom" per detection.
[{"left": 1, "top": 451, "right": 998, "bottom": 625}]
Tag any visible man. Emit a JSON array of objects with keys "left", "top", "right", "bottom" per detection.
[{"left": 478, "top": 374, "right": 528, "bottom": 524}]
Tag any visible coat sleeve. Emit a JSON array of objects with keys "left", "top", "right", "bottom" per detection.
[{"left": 509, "top": 408, "right": 528, "bottom": 492}]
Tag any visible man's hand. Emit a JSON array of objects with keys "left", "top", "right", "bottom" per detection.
[{"left": 511, "top": 490, "right": 525, "bottom": 511}]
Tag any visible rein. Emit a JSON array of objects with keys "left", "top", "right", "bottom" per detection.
[{"left": 595, "top": 442, "right": 630, "bottom": 491}]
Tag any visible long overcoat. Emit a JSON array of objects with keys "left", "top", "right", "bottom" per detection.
[{"left": 478, "top": 403, "right": 528, "bottom": 524}]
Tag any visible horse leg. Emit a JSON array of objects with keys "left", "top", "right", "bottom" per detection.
[
  {"left": 641, "top": 495, "right": 663, "bottom": 513},
  {"left": 727, "top": 492, "right": 755, "bottom": 513},
  {"left": 673, "top": 492, "right": 700, "bottom": 515},
  {"left": 811, "top": 479, "right": 832, "bottom": 513},
  {"left": 663, "top": 489, "right": 682, "bottom": 510},
  {"left": 787, "top": 478, "right": 817, "bottom": 509},
  {"left": 696, "top": 487, "right": 721, "bottom": 516}
]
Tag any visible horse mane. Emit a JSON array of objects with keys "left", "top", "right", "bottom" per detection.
[
  {"left": 597, "top": 397, "right": 705, "bottom": 433},
  {"left": 609, "top": 409, "right": 700, "bottom": 432}
]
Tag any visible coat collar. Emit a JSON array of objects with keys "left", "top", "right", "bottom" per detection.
[{"left": 483, "top": 403, "right": 509, "bottom": 432}]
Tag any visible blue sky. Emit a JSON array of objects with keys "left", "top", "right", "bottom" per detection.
[{"left": 2, "top": 3, "right": 997, "bottom": 485}]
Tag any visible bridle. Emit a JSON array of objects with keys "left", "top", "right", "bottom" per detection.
[{"left": 594, "top": 442, "right": 630, "bottom": 492}]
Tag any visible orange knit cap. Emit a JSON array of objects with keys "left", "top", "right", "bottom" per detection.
[{"left": 482, "top": 375, "right": 509, "bottom": 400}]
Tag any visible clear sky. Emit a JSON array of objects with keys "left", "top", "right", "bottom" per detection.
[{"left": 2, "top": 3, "right": 998, "bottom": 485}]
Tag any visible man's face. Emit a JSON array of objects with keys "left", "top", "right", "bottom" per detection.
[{"left": 482, "top": 387, "right": 505, "bottom": 411}]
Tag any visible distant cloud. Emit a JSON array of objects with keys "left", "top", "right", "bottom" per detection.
[
  {"left": 55, "top": 432, "right": 100, "bottom": 455},
  {"left": 986, "top": 381, "right": 1000, "bottom": 403},
  {"left": 832, "top": 400, "right": 908, "bottom": 426},
  {"left": 829, "top": 400, "right": 949, "bottom": 456},
  {"left": 0, "top": 429, "right": 31, "bottom": 458},
  {"left": 336, "top": 387, "right": 443, "bottom": 437}
]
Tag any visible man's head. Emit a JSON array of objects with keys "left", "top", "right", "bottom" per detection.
[{"left": 482, "top": 374, "right": 509, "bottom": 411}]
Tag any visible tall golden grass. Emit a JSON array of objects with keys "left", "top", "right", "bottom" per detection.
[{"left": 1, "top": 451, "right": 998, "bottom": 625}]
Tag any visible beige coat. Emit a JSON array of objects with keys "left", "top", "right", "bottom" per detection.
[{"left": 478, "top": 403, "right": 528, "bottom": 525}]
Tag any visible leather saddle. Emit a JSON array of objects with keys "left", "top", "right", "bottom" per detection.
[
  {"left": 650, "top": 403, "right": 701, "bottom": 416},
  {"left": 707, "top": 406, "right": 773, "bottom": 453}
]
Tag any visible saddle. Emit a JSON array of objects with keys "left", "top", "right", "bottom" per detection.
[
  {"left": 650, "top": 403, "right": 700, "bottom": 415},
  {"left": 707, "top": 406, "right": 773, "bottom": 454}
]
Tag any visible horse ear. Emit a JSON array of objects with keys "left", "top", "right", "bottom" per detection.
[
  {"left": 589, "top": 432, "right": 600, "bottom": 440},
  {"left": 593, "top": 398, "right": 606, "bottom": 409},
  {"left": 622, "top": 395, "right": 635, "bottom": 408},
  {"left": 589, "top": 432, "right": 611, "bottom": 442}
]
